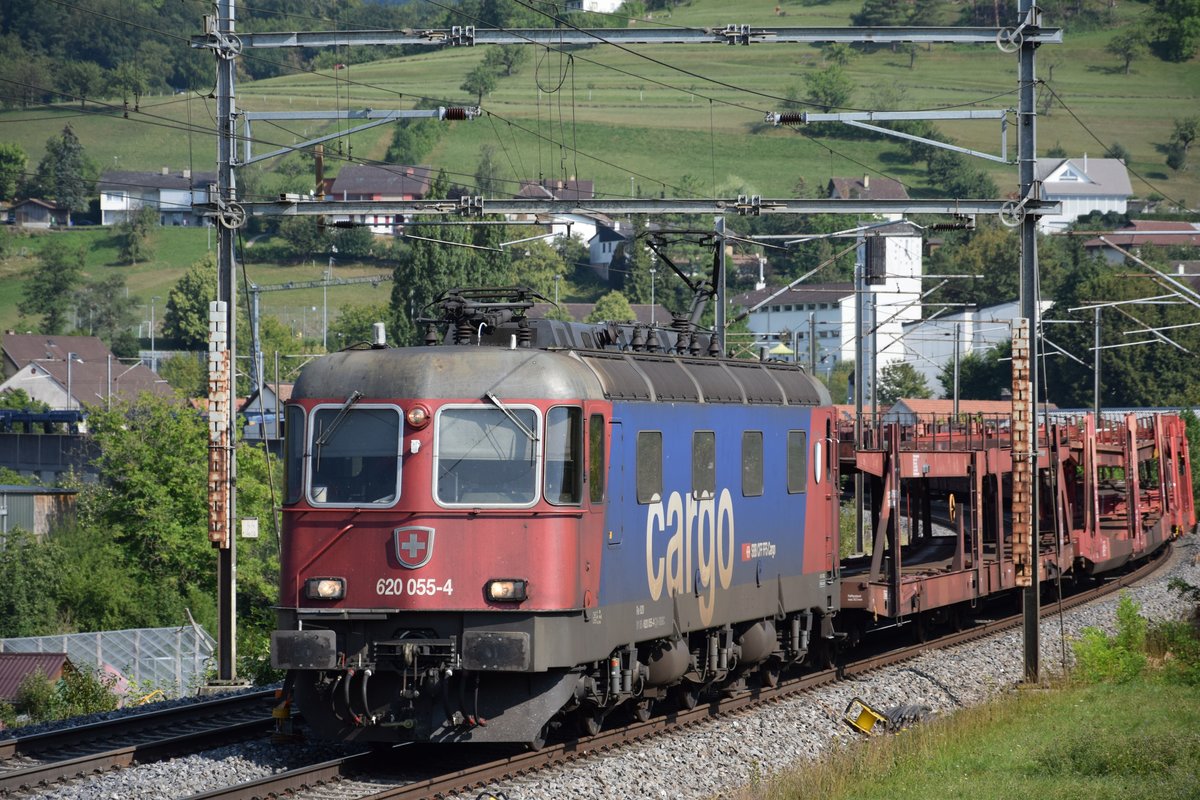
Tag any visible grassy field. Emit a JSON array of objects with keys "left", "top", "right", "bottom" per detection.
[
  {"left": 0, "top": 226, "right": 393, "bottom": 337},
  {"left": 735, "top": 678, "right": 1200, "bottom": 800},
  {"left": 2, "top": 0, "right": 1197, "bottom": 333}
]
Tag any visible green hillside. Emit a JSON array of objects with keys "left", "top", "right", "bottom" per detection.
[{"left": 2, "top": 0, "right": 1198, "bottom": 335}]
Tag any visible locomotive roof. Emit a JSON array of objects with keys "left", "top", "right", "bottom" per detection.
[{"left": 294, "top": 344, "right": 830, "bottom": 407}]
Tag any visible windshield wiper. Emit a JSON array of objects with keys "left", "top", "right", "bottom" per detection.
[
  {"left": 315, "top": 390, "right": 363, "bottom": 448},
  {"left": 484, "top": 391, "right": 538, "bottom": 443}
]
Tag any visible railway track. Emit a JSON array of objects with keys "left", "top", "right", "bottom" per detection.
[
  {"left": 0, "top": 689, "right": 277, "bottom": 797},
  {"left": 179, "top": 547, "right": 1171, "bottom": 800}
]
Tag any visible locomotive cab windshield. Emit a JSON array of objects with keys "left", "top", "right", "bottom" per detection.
[{"left": 307, "top": 404, "right": 402, "bottom": 506}]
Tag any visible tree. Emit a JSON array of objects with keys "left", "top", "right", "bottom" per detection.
[
  {"left": 0, "top": 142, "right": 26, "bottom": 201},
  {"left": 474, "top": 143, "right": 508, "bottom": 196},
  {"left": 805, "top": 65, "right": 853, "bottom": 113},
  {"left": 162, "top": 256, "right": 217, "bottom": 349},
  {"left": 482, "top": 45, "right": 529, "bottom": 77},
  {"left": 28, "top": 125, "right": 94, "bottom": 223},
  {"left": 877, "top": 361, "right": 932, "bottom": 404},
  {"left": 821, "top": 43, "right": 855, "bottom": 66},
  {"left": 58, "top": 61, "right": 107, "bottom": 107},
  {"left": 938, "top": 341, "right": 1012, "bottom": 401},
  {"left": 110, "top": 61, "right": 149, "bottom": 108},
  {"left": 1166, "top": 116, "right": 1199, "bottom": 172},
  {"left": 19, "top": 238, "right": 85, "bottom": 334},
  {"left": 926, "top": 149, "right": 998, "bottom": 198},
  {"left": 587, "top": 291, "right": 636, "bottom": 323},
  {"left": 0, "top": 530, "right": 62, "bottom": 637},
  {"left": 72, "top": 274, "right": 137, "bottom": 347},
  {"left": 1149, "top": 0, "right": 1200, "bottom": 62},
  {"left": 853, "top": 0, "right": 914, "bottom": 26},
  {"left": 115, "top": 205, "right": 157, "bottom": 265},
  {"left": 1106, "top": 29, "right": 1147, "bottom": 75},
  {"left": 510, "top": 240, "right": 568, "bottom": 300},
  {"left": 329, "top": 302, "right": 391, "bottom": 349},
  {"left": 157, "top": 353, "right": 207, "bottom": 398},
  {"left": 461, "top": 64, "right": 498, "bottom": 105},
  {"left": 278, "top": 217, "right": 330, "bottom": 260}
]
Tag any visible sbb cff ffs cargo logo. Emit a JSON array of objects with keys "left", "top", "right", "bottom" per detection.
[{"left": 393, "top": 526, "right": 436, "bottom": 569}]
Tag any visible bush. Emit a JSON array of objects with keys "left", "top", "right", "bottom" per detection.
[
  {"left": 1072, "top": 593, "right": 1147, "bottom": 683},
  {"left": 14, "top": 670, "right": 60, "bottom": 723},
  {"left": 59, "top": 665, "right": 120, "bottom": 716}
]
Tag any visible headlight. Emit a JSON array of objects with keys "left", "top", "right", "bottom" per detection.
[
  {"left": 406, "top": 405, "right": 430, "bottom": 429},
  {"left": 304, "top": 577, "right": 345, "bottom": 600},
  {"left": 486, "top": 579, "right": 528, "bottom": 602}
]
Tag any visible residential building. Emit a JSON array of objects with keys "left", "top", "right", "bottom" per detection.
[
  {"left": 588, "top": 222, "right": 630, "bottom": 277},
  {"left": 98, "top": 168, "right": 215, "bottom": 226},
  {"left": 327, "top": 164, "right": 434, "bottom": 235},
  {"left": 240, "top": 382, "right": 293, "bottom": 443},
  {"left": 828, "top": 175, "right": 911, "bottom": 223},
  {"left": 1082, "top": 220, "right": 1200, "bottom": 264},
  {"left": 10, "top": 198, "right": 67, "bottom": 228},
  {"left": 565, "top": 0, "right": 625, "bottom": 12},
  {"left": 1035, "top": 156, "right": 1133, "bottom": 233},
  {"left": 0, "top": 334, "right": 172, "bottom": 413},
  {"left": 732, "top": 221, "right": 924, "bottom": 374},
  {"left": 509, "top": 179, "right": 606, "bottom": 252},
  {"left": 899, "top": 299, "right": 1054, "bottom": 396}
]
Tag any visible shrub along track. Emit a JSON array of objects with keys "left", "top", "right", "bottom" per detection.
[{"left": 181, "top": 547, "right": 1170, "bottom": 800}]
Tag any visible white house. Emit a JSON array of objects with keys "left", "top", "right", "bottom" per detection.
[
  {"left": 565, "top": 0, "right": 624, "bottom": 12},
  {"left": 588, "top": 222, "right": 629, "bottom": 279},
  {"left": 98, "top": 168, "right": 215, "bottom": 226},
  {"left": 732, "top": 222, "right": 924, "bottom": 377},
  {"left": 1035, "top": 156, "right": 1132, "bottom": 233},
  {"left": 899, "top": 299, "right": 1054, "bottom": 395}
]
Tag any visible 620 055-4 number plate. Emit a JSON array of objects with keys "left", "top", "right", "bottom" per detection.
[{"left": 376, "top": 577, "right": 454, "bottom": 596}]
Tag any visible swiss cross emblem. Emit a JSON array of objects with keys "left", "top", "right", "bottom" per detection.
[{"left": 393, "top": 526, "right": 435, "bottom": 569}]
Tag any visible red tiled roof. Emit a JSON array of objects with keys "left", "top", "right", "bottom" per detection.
[
  {"left": 1083, "top": 221, "right": 1200, "bottom": 249},
  {"left": 0, "top": 653, "right": 70, "bottom": 701}
]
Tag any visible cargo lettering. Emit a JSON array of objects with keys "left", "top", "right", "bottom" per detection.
[{"left": 645, "top": 488, "right": 736, "bottom": 626}]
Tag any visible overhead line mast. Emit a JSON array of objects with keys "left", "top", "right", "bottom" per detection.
[{"left": 194, "top": 9, "right": 1059, "bottom": 685}]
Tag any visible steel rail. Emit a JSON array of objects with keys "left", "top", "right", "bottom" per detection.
[
  {"left": 0, "top": 690, "right": 276, "bottom": 795},
  {"left": 183, "top": 546, "right": 1170, "bottom": 800}
]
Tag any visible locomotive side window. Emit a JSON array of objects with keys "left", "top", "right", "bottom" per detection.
[
  {"left": 309, "top": 406, "right": 401, "bottom": 506},
  {"left": 284, "top": 405, "right": 305, "bottom": 505},
  {"left": 545, "top": 407, "right": 583, "bottom": 505},
  {"left": 435, "top": 406, "right": 539, "bottom": 506},
  {"left": 588, "top": 413, "right": 605, "bottom": 503},
  {"left": 636, "top": 431, "right": 662, "bottom": 504},
  {"left": 787, "top": 430, "right": 808, "bottom": 494},
  {"left": 742, "top": 431, "right": 763, "bottom": 497},
  {"left": 693, "top": 431, "right": 716, "bottom": 498}
]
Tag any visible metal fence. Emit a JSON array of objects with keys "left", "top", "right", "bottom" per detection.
[{"left": 0, "top": 624, "right": 215, "bottom": 696}]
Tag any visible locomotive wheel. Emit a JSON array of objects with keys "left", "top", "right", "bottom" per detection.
[
  {"left": 577, "top": 708, "right": 603, "bottom": 737},
  {"left": 632, "top": 698, "right": 655, "bottom": 723},
  {"left": 528, "top": 722, "right": 550, "bottom": 751},
  {"left": 675, "top": 684, "right": 700, "bottom": 710},
  {"left": 760, "top": 661, "right": 782, "bottom": 688}
]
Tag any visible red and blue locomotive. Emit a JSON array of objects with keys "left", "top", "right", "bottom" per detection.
[{"left": 271, "top": 288, "right": 840, "bottom": 747}]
